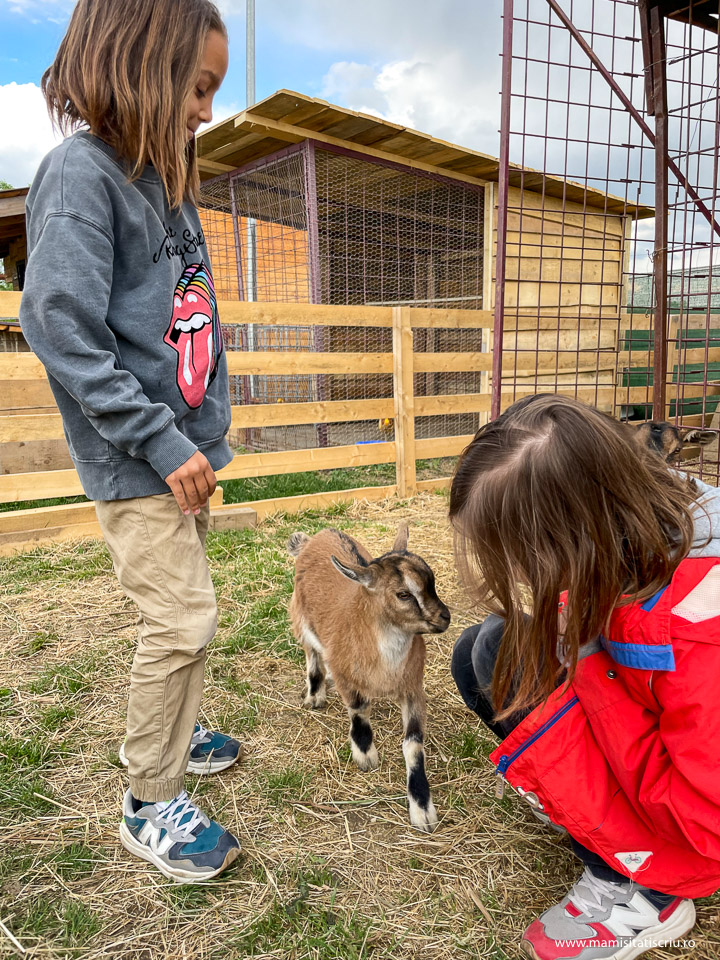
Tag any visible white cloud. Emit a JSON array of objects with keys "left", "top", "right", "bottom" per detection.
[
  {"left": 223, "top": 0, "right": 503, "bottom": 154},
  {"left": 320, "top": 55, "right": 501, "bottom": 156},
  {"left": 3, "top": 0, "right": 72, "bottom": 22},
  {"left": 0, "top": 82, "right": 65, "bottom": 186},
  {"left": 222, "top": 0, "right": 494, "bottom": 60},
  {"left": 198, "top": 99, "right": 244, "bottom": 134},
  {"left": 3, "top": 0, "right": 71, "bottom": 10}
]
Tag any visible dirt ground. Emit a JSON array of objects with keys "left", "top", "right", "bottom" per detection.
[{"left": 1, "top": 492, "right": 718, "bottom": 959}]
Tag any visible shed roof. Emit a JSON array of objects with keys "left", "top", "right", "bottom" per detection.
[
  {"left": 662, "top": 0, "right": 719, "bottom": 32},
  {"left": 197, "top": 89, "right": 653, "bottom": 219}
]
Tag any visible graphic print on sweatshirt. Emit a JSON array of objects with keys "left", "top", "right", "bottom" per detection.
[{"left": 164, "top": 261, "right": 223, "bottom": 409}]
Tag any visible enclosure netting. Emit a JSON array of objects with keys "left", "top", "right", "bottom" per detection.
[
  {"left": 501, "top": 0, "right": 720, "bottom": 482},
  {"left": 199, "top": 144, "right": 487, "bottom": 454}
]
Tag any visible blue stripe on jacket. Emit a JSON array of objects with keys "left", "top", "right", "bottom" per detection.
[{"left": 601, "top": 635, "right": 676, "bottom": 671}]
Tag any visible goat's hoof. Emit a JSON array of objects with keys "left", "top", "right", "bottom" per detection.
[
  {"left": 409, "top": 798, "right": 438, "bottom": 833},
  {"left": 352, "top": 742, "right": 379, "bottom": 772},
  {"left": 302, "top": 693, "right": 327, "bottom": 710}
]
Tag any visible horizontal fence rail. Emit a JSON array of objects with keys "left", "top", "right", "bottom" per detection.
[{"left": 2, "top": 292, "right": 713, "bottom": 551}]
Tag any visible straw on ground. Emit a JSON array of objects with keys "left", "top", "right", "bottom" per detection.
[{"left": 1, "top": 493, "right": 718, "bottom": 959}]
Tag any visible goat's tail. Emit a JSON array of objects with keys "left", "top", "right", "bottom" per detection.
[{"left": 287, "top": 532, "right": 311, "bottom": 558}]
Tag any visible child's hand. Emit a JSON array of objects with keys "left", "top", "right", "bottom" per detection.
[{"left": 166, "top": 451, "right": 217, "bottom": 516}]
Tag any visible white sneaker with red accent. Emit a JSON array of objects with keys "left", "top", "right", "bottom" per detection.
[{"left": 520, "top": 867, "right": 696, "bottom": 960}]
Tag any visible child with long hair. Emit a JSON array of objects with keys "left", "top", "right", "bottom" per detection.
[
  {"left": 449, "top": 394, "right": 720, "bottom": 960},
  {"left": 20, "top": 0, "right": 242, "bottom": 882}
]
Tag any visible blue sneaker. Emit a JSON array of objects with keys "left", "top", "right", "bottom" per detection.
[
  {"left": 119, "top": 723, "right": 244, "bottom": 775},
  {"left": 119, "top": 789, "right": 241, "bottom": 883},
  {"left": 186, "top": 723, "right": 244, "bottom": 774}
]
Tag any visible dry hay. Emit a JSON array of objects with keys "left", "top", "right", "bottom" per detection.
[{"left": 0, "top": 493, "right": 718, "bottom": 960}]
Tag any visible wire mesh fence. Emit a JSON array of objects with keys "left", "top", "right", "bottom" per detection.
[
  {"left": 200, "top": 143, "right": 490, "bottom": 454},
  {"left": 496, "top": 0, "right": 720, "bottom": 481}
]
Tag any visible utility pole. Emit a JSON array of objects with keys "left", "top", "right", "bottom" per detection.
[
  {"left": 246, "top": 0, "right": 256, "bottom": 306},
  {"left": 245, "top": 0, "right": 257, "bottom": 399}
]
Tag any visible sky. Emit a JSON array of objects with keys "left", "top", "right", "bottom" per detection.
[
  {"left": 0, "top": 0, "right": 504, "bottom": 188},
  {"left": 4, "top": 0, "right": 720, "bottom": 277}
]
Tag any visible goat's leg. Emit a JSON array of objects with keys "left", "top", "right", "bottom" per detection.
[
  {"left": 346, "top": 694, "right": 379, "bottom": 771},
  {"left": 302, "top": 645, "right": 328, "bottom": 709},
  {"left": 401, "top": 694, "right": 437, "bottom": 832}
]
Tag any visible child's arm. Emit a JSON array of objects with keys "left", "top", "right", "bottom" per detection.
[{"left": 574, "top": 637, "right": 720, "bottom": 859}]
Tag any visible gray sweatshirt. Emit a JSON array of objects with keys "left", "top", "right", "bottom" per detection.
[
  {"left": 20, "top": 131, "right": 232, "bottom": 501},
  {"left": 687, "top": 475, "right": 720, "bottom": 557}
]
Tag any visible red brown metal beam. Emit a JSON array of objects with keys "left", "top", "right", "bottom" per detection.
[{"left": 641, "top": 0, "right": 670, "bottom": 420}]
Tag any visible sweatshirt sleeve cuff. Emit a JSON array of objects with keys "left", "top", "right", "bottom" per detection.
[{"left": 137, "top": 419, "right": 199, "bottom": 480}]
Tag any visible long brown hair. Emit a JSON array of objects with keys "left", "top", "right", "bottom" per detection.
[
  {"left": 42, "top": 0, "right": 226, "bottom": 209},
  {"left": 450, "top": 394, "right": 697, "bottom": 718}
]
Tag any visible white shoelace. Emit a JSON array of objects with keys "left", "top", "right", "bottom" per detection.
[
  {"left": 192, "top": 723, "right": 210, "bottom": 745},
  {"left": 570, "top": 868, "right": 631, "bottom": 917},
  {"left": 155, "top": 791, "right": 204, "bottom": 841}
]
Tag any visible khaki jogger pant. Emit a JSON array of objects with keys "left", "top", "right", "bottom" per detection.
[{"left": 95, "top": 493, "right": 217, "bottom": 803}]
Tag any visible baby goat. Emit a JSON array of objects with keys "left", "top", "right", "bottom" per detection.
[{"left": 288, "top": 525, "right": 451, "bottom": 832}]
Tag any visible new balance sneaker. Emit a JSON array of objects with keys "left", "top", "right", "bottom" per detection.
[
  {"left": 119, "top": 789, "right": 241, "bottom": 883},
  {"left": 119, "top": 723, "right": 243, "bottom": 775},
  {"left": 520, "top": 867, "right": 695, "bottom": 960}
]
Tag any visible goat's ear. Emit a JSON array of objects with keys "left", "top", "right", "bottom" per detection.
[
  {"left": 392, "top": 523, "right": 409, "bottom": 553},
  {"left": 683, "top": 428, "right": 716, "bottom": 446},
  {"left": 330, "top": 554, "right": 374, "bottom": 586}
]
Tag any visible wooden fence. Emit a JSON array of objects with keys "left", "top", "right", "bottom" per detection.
[{"left": 1, "top": 291, "right": 709, "bottom": 553}]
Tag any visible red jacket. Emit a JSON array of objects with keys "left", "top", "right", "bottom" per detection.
[{"left": 489, "top": 557, "right": 720, "bottom": 897}]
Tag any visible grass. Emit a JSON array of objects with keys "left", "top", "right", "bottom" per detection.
[
  {"left": 0, "top": 493, "right": 88, "bottom": 513},
  {"left": 0, "top": 768, "right": 56, "bottom": 822},
  {"left": 228, "top": 897, "right": 391, "bottom": 960},
  {"left": 46, "top": 842, "right": 108, "bottom": 882},
  {"left": 28, "top": 657, "right": 100, "bottom": 696},
  {"left": 0, "top": 732, "right": 67, "bottom": 824},
  {"left": 261, "top": 766, "right": 311, "bottom": 807},
  {"left": 25, "top": 629, "right": 60, "bottom": 655},
  {"left": 1, "top": 493, "right": 716, "bottom": 960},
  {"left": 0, "top": 731, "right": 67, "bottom": 767},
  {"left": 38, "top": 704, "right": 77, "bottom": 731},
  {"left": 0, "top": 537, "right": 112, "bottom": 585},
  {"left": 9, "top": 898, "right": 102, "bottom": 949},
  {"left": 449, "top": 727, "right": 493, "bottom": 762}
]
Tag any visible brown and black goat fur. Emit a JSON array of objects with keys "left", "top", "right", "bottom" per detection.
[
  {"left": 288, "top": 525, "right": 450, "bottom": 832},
  {"left": 631, "top": 420, "right": 684, "bottom": 462}
]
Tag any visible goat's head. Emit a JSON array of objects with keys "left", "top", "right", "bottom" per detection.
[
  {"left": 330, "top": 524, "right": 451, "bottom": 635},
  {"left": 632, "top": 420, "right": 684, "bottom": 462}
]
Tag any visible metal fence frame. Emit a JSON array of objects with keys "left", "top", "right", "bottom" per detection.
[{"left": 495, "top": 0, "right": 720, "bottom": 480}]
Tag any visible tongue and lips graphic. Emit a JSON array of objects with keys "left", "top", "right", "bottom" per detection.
[{"left": 164, "top": 265, "right": 219, "bottom": 409}]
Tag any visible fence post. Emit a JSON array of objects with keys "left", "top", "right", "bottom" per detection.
[{"left": 392, "top": 306, "right": 417, "bottom": 498}]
